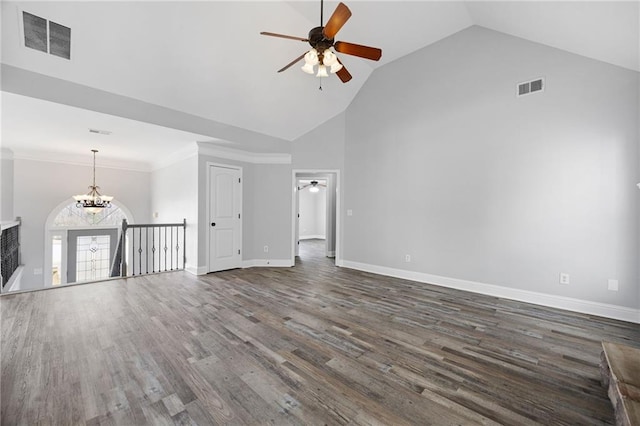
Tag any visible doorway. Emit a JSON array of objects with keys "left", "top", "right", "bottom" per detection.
[
  {"left": 67, "top": 228, "right": 117, "bottom": 283},
  {"left": 292, "top": 170, "right": 341, "bottom": 265},
  {"left": 44, "top": 200, "right": 133, "bottom": 289},
  {"left": 207, "top": 163, "right": 243, "bottom": 273}
]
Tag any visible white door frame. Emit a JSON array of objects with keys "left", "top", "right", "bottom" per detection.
[
  {"left": 291, "top": 169, "right": 342, "bottom": 266},
  {"left": 206, "top": 162, "right": 243, "bottom": 273}
]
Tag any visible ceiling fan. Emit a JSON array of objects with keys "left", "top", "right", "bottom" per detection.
[
  {"left": 300, "top": 180, "right": 326, "bottom": 193},
  {"left": 260, "top": 0, "right": 382, "bottom": 83}
]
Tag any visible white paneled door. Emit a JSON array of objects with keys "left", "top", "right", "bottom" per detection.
[{"left": 209, "top": 165, "right": 242, "bottom": 272}]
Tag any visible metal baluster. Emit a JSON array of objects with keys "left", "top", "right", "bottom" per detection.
[
  {"left": 146, "top": 227, "right": 149, "bottom": 274},
  {"left": 121, "top": 219, "right": 127, "bottom": 277},
  {"left": 183, "top": 218, "right": 186, "bottom": 270},
  {"left": 132, "top": 225, "right": 136, "bottom": 275},
  {"left": 138, "top": 227, "right": 142, "bottom": 275},
  {"left": 170, "top": 225, "right": 174, "bottom": 271},
  {"left": 151, "top": 227, "right": 155, "bottom": 273},
  {"left": 164, "top": 226, "right": 167, "bottom": 272}
]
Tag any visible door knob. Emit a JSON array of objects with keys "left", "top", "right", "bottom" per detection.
[{"left": 211, "top": 222, "right": 216, "bottom": 227}]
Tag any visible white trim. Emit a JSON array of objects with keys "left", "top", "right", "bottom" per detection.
[
  {"left": 4, "top": 266, "right": 24, "bottom": 293},
  {"left": 206, "top": 162, "right": 243, "bottom": 273},
  {"left": 11, "top": 149, "right": 151, "bottom": 172},
  {"left": 299, "top": 235, "right": 326, "bottom": 240},
  {"left": 242, "top": 259, "right": 294, "bottom": 268},
  {"left": 342, "top": 260, "right": 640, "bottom": 324},
  {"left": 151, "top": 144, "right": 198, "bottom": 171},
  {"left": 198, "top": 143, "right": 291, "bottom": 164},
  {"left": 1, "top": 221, "right": 20, "bottom": 231},
  {"left": 185, "top": 264, "right": 207, "bottom": 275},
  {"left": 0, "top": 148, "right": 14, "bottom": 160},
  {"left": 291, "top": 169, "right": 342, "bottom": 267}
]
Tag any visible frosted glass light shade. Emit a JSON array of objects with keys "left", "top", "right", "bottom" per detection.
[
  {"left": 316, "top": 65, "right": 328, "bottom": 78},
  {"left": 301, "top": 63, "right": 315, "bottom": 74},
  {"left": 304, "top": 49, "right": 319, "bottom": 65},
  {"left": 330, "top": 62, "right": 343, "bottom": 73},
  {"left": 323, "top": 50, "right": 337, "bottom": 66}
]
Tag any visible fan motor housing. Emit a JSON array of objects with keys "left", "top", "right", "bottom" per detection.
[{"left": 308, "top": 26, "right": 334, "bottom": 52}]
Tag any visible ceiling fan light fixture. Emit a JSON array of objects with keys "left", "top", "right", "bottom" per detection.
[
  {"left": 316, "top": 65, "right": 328, "bottom": 78},
  {"left": 301, "top": 63, "right": 315, "bottom": 74},
  {"left": 309, "top": 186, "right": 320, "bottom": 193},
  {"left": 304, "top": 48, "right": 319, "bottom": 65},
  {"left": 330, "top": 62, "right": 343, "bottom": 73},
  {"left": 323, "top": 50, "right": 337, "bottom": 66}
]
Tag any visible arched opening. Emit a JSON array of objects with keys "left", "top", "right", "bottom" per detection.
[{"left": 44, "top": 200, "right": 134, "bottom": 287}]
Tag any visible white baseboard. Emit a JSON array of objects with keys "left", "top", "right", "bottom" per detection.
[
  {"left": 185, "top": 264, "right": 208, "bottom": 275},
  {"left": 299, "top": 235, "right": 326, "bottom": 240},
  {"left": 242, "top": 259, "right": 294, "bottom": 268},
  {"left": 341, "top": 260, "right": 640, "bottom": 324}
]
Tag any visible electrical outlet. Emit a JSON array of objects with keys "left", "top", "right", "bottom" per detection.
[
  {"left": 263, "top": 245, "right": 269, "bottom": 253},
  {"left": 608, "top": 279, "right": 619, "bottom": 291},
  {"left": 405, "top": 254, "right": 411, "bottom": 262},
  {"left": 559, "top": 273, "right": 570, "bottom": 285}
]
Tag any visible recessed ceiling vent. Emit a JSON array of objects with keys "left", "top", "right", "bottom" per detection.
[
  {"left": 517, "top": 78, "right": 544, "bottom": 97},
  {"left": 88, "top": 129, "right": 112, "bottom": 136},
  {"left": 22, "top": 11, "right": 71, "bottom": 60}
]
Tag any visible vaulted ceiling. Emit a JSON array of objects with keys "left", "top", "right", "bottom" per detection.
[{"left": 1, "top": 1, "right": 638, "bottom": 168}]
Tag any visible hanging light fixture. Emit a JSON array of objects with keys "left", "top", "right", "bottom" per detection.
[
  {"left": 73, "top": 149, "right": 113, "bottom": 214},
  {"left": 309, "top": 181, "right": 320, "bottom": 193},
  {"left": 300, "top": 48, "right": 342, "bottom": 77}
]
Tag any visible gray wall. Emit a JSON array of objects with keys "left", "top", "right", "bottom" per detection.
[
  {"left": 196, "top": 155, "right": 292, "bottom": 269},
  {"left": 13, "top": 159, "right": 151, "bottom": 289},
  {"left": 292, "top": 112, "right": 346, "bottom": 170},
  {"left": 344, "top": 26, "right": 639, "bottom": 309},
  {"left": 1, "top": 150, "right": 14, "bottom": 222},
  {"left": 151, "top": 155, "right": 199, "bottom": 272},
  {"left": 292, "top": 112, "right": 346, "bottom": 260}
]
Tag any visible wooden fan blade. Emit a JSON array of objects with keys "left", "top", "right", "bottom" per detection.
[
  {"left": 260, "top": 32, "right": 308, "bottom": 42},
  {"left": 277, "top": 53, "right": 306, "bottom": 73},
  {"left": 334, "top": 41, "right": 382, "bottom": 61},
  {"left": 323, "top": 3, "right": 351, "bottom": 39},
  {"left": 335, "top": 59, "right": 352, "bottom": 83}
]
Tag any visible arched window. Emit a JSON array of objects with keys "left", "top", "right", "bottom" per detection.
[
  {"left": 45, "top": 201, "right": 134, "bottom": 288},
  {"left": 52, "top": 203, "right": 129, "bottom": 227}
]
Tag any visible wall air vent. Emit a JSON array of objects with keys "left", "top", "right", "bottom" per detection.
[
  {"left": 23, "top": 11, "right": 71, "bottom": 60},
  {"left": 517, "top": 78, "right": 544, "bottom": 97}
]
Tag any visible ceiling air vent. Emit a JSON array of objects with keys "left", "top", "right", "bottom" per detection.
[
  {"left": 23, "top": 11, "right": 71, "bottom": 60},
  {"left": 88, "top": 129, "right": 112, "bottom": 135},
  {"left": 517, "top": 78, "right": 544, "bottom": 97}
]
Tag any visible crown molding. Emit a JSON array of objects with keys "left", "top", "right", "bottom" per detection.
[
  {"left": 10, "top": 149, "right": 151, "bottom": 172},
  {"left": 151, "top": 143, "right": 199, "bottom": 171},
  {"left": 1, "top": 148, "right": 14, "bottom": 160},
  {"left": 197, "top": 142, "right": 291, "bottom": 164}
]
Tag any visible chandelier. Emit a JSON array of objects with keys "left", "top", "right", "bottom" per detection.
[{"left": 73, "top": 149, "right": 113, "bottom": 214}]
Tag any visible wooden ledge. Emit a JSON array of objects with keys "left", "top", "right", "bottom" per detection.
[{"left": 601, "top": 341, "right": 640, "bottom": 426}]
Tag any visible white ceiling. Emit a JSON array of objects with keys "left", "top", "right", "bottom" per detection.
[{"left": 1, "top": 1, "right": 638, "bottom": 167}]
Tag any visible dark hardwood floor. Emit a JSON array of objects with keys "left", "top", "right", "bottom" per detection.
[{"left": 2, "top": 239, "right": 639, "bottom": 425}]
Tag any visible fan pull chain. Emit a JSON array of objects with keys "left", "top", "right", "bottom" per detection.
[{"left": 319, "top": 79, "right": 323, "bottom": 91}]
